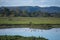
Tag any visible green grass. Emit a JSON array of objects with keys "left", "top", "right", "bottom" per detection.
[
  {"left": 0, "top": 17, "right": 60, "bottom": 24},
  {"left": 0, "top": 35, "right": 48, "bottom": 40}
]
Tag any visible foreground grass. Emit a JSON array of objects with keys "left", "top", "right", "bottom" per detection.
[
  {"left": 0, "top": 17, "right": 60, "bottom": 24},
  {"left": 0, "top": 35, "right": 48, "bottom": 40}
]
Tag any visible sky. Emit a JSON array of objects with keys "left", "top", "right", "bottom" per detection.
[{"left": 0, "top": 0, "right": 60, "bottom": 7}]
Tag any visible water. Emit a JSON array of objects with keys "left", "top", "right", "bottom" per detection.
[{"left": 0, "top": 28, "right": 60, "bottom": 40}]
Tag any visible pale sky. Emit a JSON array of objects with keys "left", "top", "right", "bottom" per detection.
[{"left": 0, "top": 0, "right": 60, "bottom": 7}]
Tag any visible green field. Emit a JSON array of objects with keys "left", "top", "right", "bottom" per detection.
[{"left": 0, "top": 17, "right": 60, "bottom": 24}]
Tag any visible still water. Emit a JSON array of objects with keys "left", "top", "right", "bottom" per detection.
[{"left": 0, "top": 28, "right": 60, "bottom": 40}]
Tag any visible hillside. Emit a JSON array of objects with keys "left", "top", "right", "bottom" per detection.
[{"left": 0, "top": 6, "right": 60, "bottom": 17}]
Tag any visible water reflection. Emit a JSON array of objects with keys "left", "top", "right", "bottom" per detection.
[{"left": 0, "top": 28, "right": 60, "bottom": 40}]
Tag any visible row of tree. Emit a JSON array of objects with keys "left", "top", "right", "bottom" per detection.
[{"left": 0, "top": 7, "right": 60, "bottom": 17}]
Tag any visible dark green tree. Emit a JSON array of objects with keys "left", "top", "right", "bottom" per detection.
[{"left": 2, "top": 7, "right": 10, "bottom": 17}]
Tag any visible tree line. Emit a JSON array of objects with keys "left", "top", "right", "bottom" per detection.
[{"left": 0, "top": 7, "right": 60, "bottom": 17}]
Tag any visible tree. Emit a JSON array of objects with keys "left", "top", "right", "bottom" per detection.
[
  {"left": 36, "top": 11, "right": 43, "bottom": 17},
  {"left": 21, "top": 10, "right": 28, "bottom": 17},
  {"left": 30, "top": 11, "right": 41, "bottom": 17},
  {"left": 2, "top": 7, "right": 10, "bottom": 17},
  {"left": 9, "top": 10, "right": 15, "bottom": 17},
  {"left": 15, "top": 9, "right": 20, "bottom": 17}
]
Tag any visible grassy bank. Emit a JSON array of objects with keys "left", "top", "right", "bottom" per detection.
[
  {"left": 0, "top": 17, "right": 60, "bottom": 24},
  {"left": 0, "top": 17, "right": 60, "bottom": 29},
  {"left": 0, "top": 24, "right": 60, "bottom": 29},
  {"left": 0, "top": 35, "right": 48, "bottom": 40}
]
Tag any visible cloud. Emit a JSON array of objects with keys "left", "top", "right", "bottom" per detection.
[
  {"left": 0, "top": 0, "right": 33, "bottom": 6},
  {"left": 0, "top": 0, "right": 60, "bottom": 7}
]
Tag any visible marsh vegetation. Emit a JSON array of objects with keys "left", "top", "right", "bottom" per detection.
[{"left": 0, "top": 36, "right": 48, "bottom": 40}]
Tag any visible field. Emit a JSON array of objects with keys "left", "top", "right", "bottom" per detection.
[{"left": 0, "top": 17, "right": 60, "bottom": 24}]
